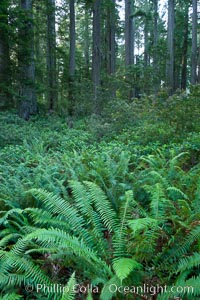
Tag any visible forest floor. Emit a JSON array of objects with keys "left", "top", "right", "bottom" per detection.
[{"left": 0, "top": 109, "right": 200, "bottom": 299}]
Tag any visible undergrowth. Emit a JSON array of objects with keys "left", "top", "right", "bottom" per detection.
[{"left": 0, "top": 90, "right": 200, "bottom": 300}]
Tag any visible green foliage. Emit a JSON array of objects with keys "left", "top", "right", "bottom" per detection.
[
  {"left": 0, "top": 111, "right": 200, "bottom": 299},
  {"left": 112, "top": 258, "right": 141, "bottom": 282},
  {"left": 61, "top": 272, "right": 76, "bottom": 300}
]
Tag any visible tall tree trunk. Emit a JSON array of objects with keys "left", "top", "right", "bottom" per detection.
[
  {"left": 125, "top": 0, "right": 134, "bottom": 66},
  {"left": 191, "top": 0, "right": 197, "bottom": 84},
  {"left": 181, "top": 3, "right": 189, "bottom": 90},
  {"left": 153, "top": 0, "right": 159, "bottom": 93},
  {"left": 144, "top": 18, "right": 148, "bottom": 69},
  {"left": 47, "top": 0, "right": 57, "bottom": 111},
  {"left": 197, "top": 45, "right": 200, "bottom": 83},
  {"left": 84, "top": 3, "right": 90, "bottom": 78},
  {"left": 68, "top": 0, "right": 76, "bottom": 116},
  {"left": 105, "top": 0, "right": 116, "bottom": 98},
  {"left": 143, "top": 15, "right": 149, "bottom": 94},
  {"left": 92, "top": 0, "right": 101, "bottom": 113},
  {"left": 125, "top": 0, "right": 135, "bottom": 98},
  {"left": 18, "top": 0, "right": 37, "bottom": 120},
  {"left": 166, "top": 0, "right": 175, "bottom": 94},
  {"left": 107, "top": 0, "right": 116, "bottom": 75},
  {"left": 0, "top": 0, "right": 10, "bottom": 108}
]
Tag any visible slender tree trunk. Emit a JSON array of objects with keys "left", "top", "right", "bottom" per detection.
[
  {"left": 125, "top": 0, "right": 134, "bottom": 66},
  {"left": 144, "top": 19, "right": 148, "bottom": 69},
  {"left": 107, "top": 0, "right": 116, "bottom": 75},
  {"left": 191, "top": 0, "right": 197, "bottom": 84},
  {"left": 18, "top": 0, "right": 37, "bottom": 120},
  {"left": 143, "top": 15, "right": 149, "bottom": 94},
  {"left": 68, "top": 0, "right": 76, "bottom": 116},
  {"left": 0, "top": 0, "right": 10, "bottom": 108},
  {"left": 181, "top": 4, "right": 189, "bottom": 90},
  {"left": 166, "top": 0, "right": 175, "bottom": 94},
  {"left": 105, "top": 0, "right": 116, "bottom": 98},
  {"left": 153, "top": 0, "right": 159, "bottom": 93},
  {"left": 92, "top": 0, "right": 101, "bottom": 113},
  {"left": 84, "top": 3, "right": 90, "bottom": 78},
  {"left": 197, "top": 45, "right": 200, "bottom": 83},
  {"left": 47, "top": 0, "right": 57, "bottom": 111},
  {"left": 125, "top": 0, "right": 135, "bottom": 98}
]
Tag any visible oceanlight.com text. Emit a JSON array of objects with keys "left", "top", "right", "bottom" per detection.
[{"left": 25, "top": 282, "right": 194, "bottom": 298}]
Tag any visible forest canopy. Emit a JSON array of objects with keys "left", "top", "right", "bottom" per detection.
[{"left": 0, "top": 0, "right": 200, "bottom": 117}]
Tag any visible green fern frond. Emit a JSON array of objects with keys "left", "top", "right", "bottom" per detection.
[
  {"left": 147, "top": 170, "right": 168, "bottom": 187},
  {"left": 61, "top": 272, "right": 76, "bottom": 300},
  {"left": 146, "top": 183, "right": 167, "bottom": 220},
  {"left": 182, "top": 225, "right": 200, "bottom": 255},
  {"left": 112, "top": 257, "right": 141, "bottom": 281},
  {"left": 177, "top": 252, "right": 200, "bottom": 272},
  {"left": 160, "top": 225, "right": 200, "bottom": 267},
  {"left": 69, "top": 181, "right": 107, "bottom": 254},
  {"left": 0, "top": 209, "right": 24, "bottom": 226},
  {"left": 86, "top": 291, "right": 93, "bottom": 300},
  {"left": 113, "top": 190, "right": 132, "bottom": 257},
  {"left": 0, "top": 250, "right": 51, "bottom": 289},
  {"left": 158, "top": 275, "right": 200, "bottom": 300},
  {"left": 0, "top": 293, "right": 23, "bottom": 300},
  {"left": 0, "top": 233, "right": 21, "bottom": 248},
  {"left": 84, "top": 181, "right": 118, "bottom": 232},
  {"left": 140, "top": 155, "right": 162, "bottom": 169},
  {"left": 177, "top": 199, "right": 192, "bottom": 217},
  {"left": 183, "top": 275, "right": 200, "bottom": 296},
  {"left": 100, "top": 275, "right": 121, "bottom": 300},
  {"left": 167, "top": 186, "right": 188, "bottom": 200},
  {"left": 10, "top": 237, "right": 29, "bottom": 256},
  {"left": 29, "top": 188, "right": 93, "bottom": 245},
  {"left": 25, "top": 208, "right": 72, "bottom": 231},
  {"left": 23, "top": 228, "right": 112, "bottom": 276},
  {"left": 130, "top": 198, "right": 147, "bottom": 218},
  {"left": 128, "top": 217, "right": 158, "bottom": 235},
  {"left": 169, "top": 151, "right": 189, "bottom": 166},
  {"left": 69, "top": 180, "right": 92, "bottom": 216}
]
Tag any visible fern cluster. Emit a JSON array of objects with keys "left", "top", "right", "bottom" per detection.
[{"left": 0, "top": 112, "right": 199, "bottom": 299}]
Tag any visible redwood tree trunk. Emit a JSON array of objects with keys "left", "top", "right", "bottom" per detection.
[
  {"left": 181, "top": 3, "right": 189, "bottom": 90},
  {"left": 197, "top": 45, "right": 200, "bottom": 83},
  {"left": 92, "top": 0, "right": 101, "bottom": 113},
  {"left": 166, "top": 0, "right": 175, "bottom": 94},
  {"left": 0, "top": 0, "right": 10, "bottom": 107},
  {"left": 144, "top": 18, "right": 148, "bottom": 69},
  {"left": 18, "top": 0, "right": 37, "bottom": 120},
  {"left": 47, "top": 0, "right": 57, "bottom": 111},
  {"left": 107, "top": 0, "right": 116, "bottom": 75},
  {"left": 84, "top": 3, "right": 90, "bottom": 78},
  {"left": 191, "top": 0, "right": 197, "bottom": 84},
  {"left": 125, "top": 0, "right": 134, "bottom": 67},
  {"left": 125, "top": 0, "right": 135, "bottom": 98},
  {"left": 68, "top": 0, "right": 76, "bottom": 116},
  {"left": 153, "top": 0, "right": 159, "bottom": 93}
]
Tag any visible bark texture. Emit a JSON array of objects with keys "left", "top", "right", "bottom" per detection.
[
  {"left": 181, "top": 3, "right": 189, "bottom": 90},
  {"left": 68, "top": 0, "right": 76, "bottom": 116},
  {"left": 92, "top": 0, "right": 101, "bottom": 112},
  {"left": 166, "top": 0, "right": 175, "bottom": 94},
  {"left": 18, "top": 0, "right": 37, "bottom": 120},
  {"left": 153, "top": 0, "right": 159, "bottom": 93},
  {"left": 125, "top": 0, "right": 134, "bottom": 67},
  {"left": 106, "top": 0, "right": 116, "bottom": 75},
  {"left": 0, "top": 0, "right": 10, "bottom": 107},
  {"left": 47, "top": 0, "right": 57, "bottom": 111},
  {"left": 191, "top": 0, "right": 197, "bottom": 84}
]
